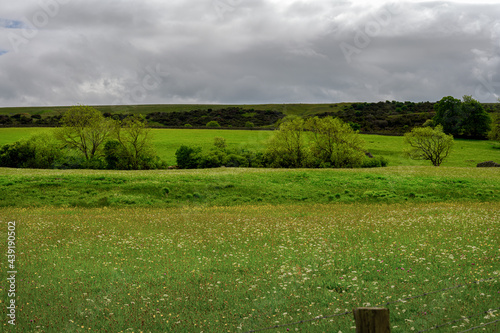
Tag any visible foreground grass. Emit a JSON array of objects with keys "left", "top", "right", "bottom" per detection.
[
  {"left": 0, "top": 167, "right": 499, "bottom": 208},
  {"left": 0, "top": 128, "right": 499, "bottom": 167},
  {"left": 0, "top": 203, "right": 498, "bottom": 332}
]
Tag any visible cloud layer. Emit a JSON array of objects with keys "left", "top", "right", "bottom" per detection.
[{"left": 1, "top": 0, "right": 499, "bottom": 106}]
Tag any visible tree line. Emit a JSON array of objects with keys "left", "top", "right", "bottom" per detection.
[{"left": 175, "top": 116, "right": 389, "bottom": 169}]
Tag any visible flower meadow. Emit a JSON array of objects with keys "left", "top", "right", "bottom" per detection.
[{"left": 0, "top": 202, "right": 498, "bottom": 332}]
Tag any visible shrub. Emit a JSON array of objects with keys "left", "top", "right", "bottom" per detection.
[
  {"left": 361, "top": 156, "right": 389, "bottom": 168},
  {"left": 224, "top": 153, "right": 249, "bottom": 167},
  {"left": 213, "top": 137, "right": 227, "bottom": 150},
  {"left": 0, "top": 134, "right": 63, "bottom": 169},
  {"left": 175, "top": 145, "right": 202, "bottom": 169},
  {"left": 206, "top": 120, "right": 221, "bottom": 128},
  {"left": 198, "top": 150, "right": 226, "bottom": 168},
  {"left": 104, "top": 140, "right": 126, "bottom": 169},
  {"left": 161, "top": 188, "right": 170, "bottom": 197}
]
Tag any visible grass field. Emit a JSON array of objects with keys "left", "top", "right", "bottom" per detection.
[
  {"left": 0, "top": 126, "right": 499, "bottom": 332},
  {"left": 0, "top": 128, "right": 499, "bottom": 167},
  {"left": 0, "top": 203, "right": 498, "bottom": 332}
]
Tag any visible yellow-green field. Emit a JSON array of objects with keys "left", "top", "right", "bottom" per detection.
[
  {"left": 0, "top": 128, "right": 498, "bottom": 167},
  {"left": 0, "top": 203, "right": 498, "bottom": 332},
  {"left": 0, "top": 126, "right": 499, "bottom": 332}
]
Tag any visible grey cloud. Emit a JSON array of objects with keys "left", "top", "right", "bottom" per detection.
[{"left": 0, "top": 0, "right": 499, "bottom": 107}]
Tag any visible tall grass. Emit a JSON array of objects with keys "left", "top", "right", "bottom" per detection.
[{"left": 0, "top": 203, "right": 498, "bottom": 332}]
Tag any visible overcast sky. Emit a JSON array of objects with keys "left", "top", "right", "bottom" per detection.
[{"left": 1, "top": 0, "right": 499, "bottom": 107}]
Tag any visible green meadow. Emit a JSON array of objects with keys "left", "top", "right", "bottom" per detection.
[
  {"left": 0, "top": 126, "right": 499, "bottom": 332},
  {"left": 0, "top": 127, "right": 498, "bottom": 167},
  {"left": 0, "top": 203, "right": 498, "bottom": 332}
]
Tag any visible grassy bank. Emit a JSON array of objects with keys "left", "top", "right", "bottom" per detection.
[
  {"left": 0, "top": 167, "right": 499, "bottom": 208},
  {"left": 0, "top": 203, "right": 498, "bottom": 332}
]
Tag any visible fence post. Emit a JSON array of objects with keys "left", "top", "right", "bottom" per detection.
[{"left": 353, "top": 307, "right": 391, "bottom": 333}]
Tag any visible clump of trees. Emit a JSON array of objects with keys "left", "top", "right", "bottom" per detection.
[
  {"left": 432, "top": 95, "right": 492, "bottom": 138},
  {"left": 0, "top": 105, "right": 166, "bottom": 170},
  {"left": 264, "top": 116, "right": 371, "bottom": 168},
  {"left": 175, "top": 116, "right": 387, "bottom": 169}
]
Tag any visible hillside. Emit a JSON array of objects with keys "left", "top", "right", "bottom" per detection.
[{"left": 1, "top": 102, "right": 498, "bottom": 135}]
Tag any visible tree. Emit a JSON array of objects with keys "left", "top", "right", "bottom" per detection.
[
  {"left": 265, "top": 117, "right": 309, "bottom": 168},
  {"left": 305, "top": 116, "right": 365, "bottom": 168},
  {"left": 404, "top": 125, "right": 454, "bottom": 166},
  {"left": 433, "top": 95, "right": 491, "bottom": 138},
  {"left": 54, "top": 105, "right": 115, "bottom": 160},
  {"left": 433, "top": 96, "right": 463, "bottom": 135},
  {"left": 116, "top": 115, "right": 159, "bottom": 170},
  {"left": 487, "top": 98, "right": 500, "bottom": 142},
  {"left": 460, "top": 95, "right": 491, "bottom": 138}
]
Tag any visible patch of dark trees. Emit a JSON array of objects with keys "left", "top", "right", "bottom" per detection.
[
  {"left": 0, "top": 113, "right": 62, "bottom": 126},
  {"left": 145, "top": 107, "right": 285, "bottom": 128},
  {"left": 315, "top": 101, "right": 437, "bottom": 134}
]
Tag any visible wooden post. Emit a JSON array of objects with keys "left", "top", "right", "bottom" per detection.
[{"left": 353, "top": 307, "right": 391, "bottom": 333}]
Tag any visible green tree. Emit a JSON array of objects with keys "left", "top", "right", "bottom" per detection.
[
  {"left": 265, "top": 117, "right": 309, "bottom": 168},
  {"left": 433, "top": 96, "right": 463, "bottom": 135},
  {"left": 404, "top": 125, "right": 454, "bottom": 166},
  {"left": 487, "top": 98, "right": 500, "bottom": 142},
  {"left": 116, "top": 115, "right": 159, "bottom": 170},
  {"left": 305, "top": 116, "right": 365, "bottom": 168},
  {"left": 54, "top": 105, "right": 115, "bottom": 160},
  {"left": 433, "top": 95, "right": 491, "bottom": 138},
  {"left": 460, "top": 95, "right": 491, "bottom": 138}
]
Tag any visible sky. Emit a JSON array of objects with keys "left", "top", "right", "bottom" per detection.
[{"left": 0, "top": 0, "right": 499, "bottom": 107}]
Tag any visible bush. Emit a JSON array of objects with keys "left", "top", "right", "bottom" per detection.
[
  {"left": 206, "top": 121, "right": 221, "bottom": 128},
  {"left": 224, "top": 153, "right": 249, "bottom": 167},
  {"left": 52, "top": 152, "right": 88, "bottom": 169},
  {"left": 213, "top": 137, "right": 227, "bottom": 150},
  {"left": 361, "top": 156, "right": 389, "bottom": 168},
  {"left": 104, "top": 140, "right": 126, "bottom": 169},
  {"left": 198, "top": 150, "right": 226, "bottom": 168},
  {"left": 0, "top": 134, "right": 63, "bottom": 169},
  {"left": 175, "top": 145, "right": 202, "bottom": 169}
]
